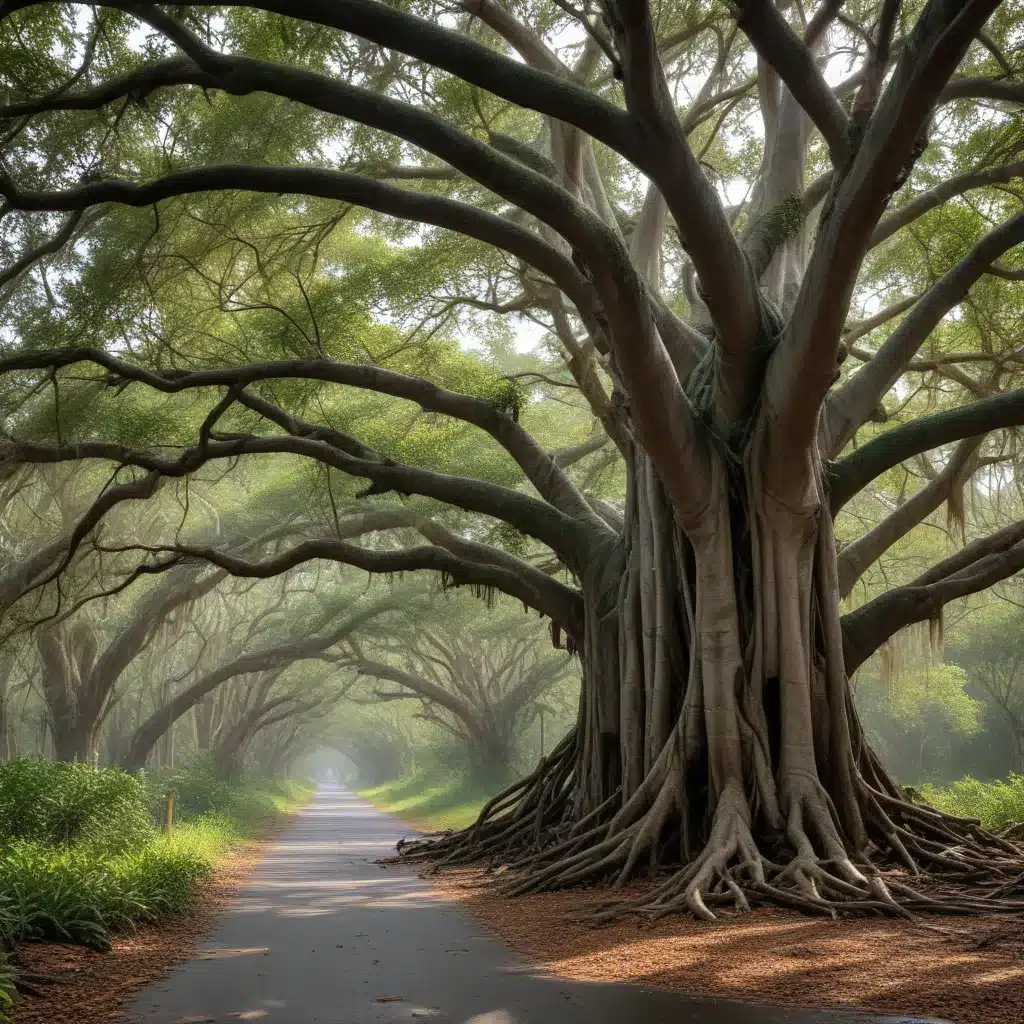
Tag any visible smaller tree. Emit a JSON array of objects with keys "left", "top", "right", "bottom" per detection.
[
  {"left": 854, "top": 626, "right": 984, "bottom": 783},
  {"left": 348, "top": 596, "right": 575, "bottom": 786},
  {"left": 952, "top": 604, "right": 1024, "bottom": 772}
]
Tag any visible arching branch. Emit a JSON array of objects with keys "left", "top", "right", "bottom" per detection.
[
  {"left": 842, "top": 521, "right": 1024, "bottom": 673},
  {"left": 104, "top": 536, "right": 585, "bottom": 644},
  {"left": 4, "top": 423, "right": 594, "bottom": 568},
  {"left": 0, "top": 348, "right": 611, "bottom": 535},
  {"left": 870, "top": 160, "right": 1024, "bottom": 250},
  {"left": 119, "top": 591, "right": 404, "bottom": 771},
  {"left": 0, "top": 163, "right": 599, "bottom": 324},
  {"left": 836, "top": 437, "right": 984, "bottom": 598}
]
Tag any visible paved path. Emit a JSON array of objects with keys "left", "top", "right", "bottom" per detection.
[{"left": 124, "top": 785, "right": 948, "bottom": 1024}]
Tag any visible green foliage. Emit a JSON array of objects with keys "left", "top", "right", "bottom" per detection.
[
  {"left": 0, "top": 950, "right": 13, "bottom": 1024},
  {"left": 921, "top": 774, "right": 1024, "bottom": 833},
  {"left": 359, "top": 770, "right": 490, "bottom": 833},
  {"left": 0, "top": 760, "right": 312, "bottom": 955},
  {"left": 142, "top": 754, "right": 314, "bottom": 828},
  {"left": 0, "top": 760, "right": 154, "bottom": 854},
  {"left": 884, "top": 661, "right": 983, "bottom": 736},
  {"left": 0, "top": 839, "right": 207, "bottom": 950}
]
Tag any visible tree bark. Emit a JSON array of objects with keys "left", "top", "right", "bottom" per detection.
[{"left": 401, "top": 416, "right": 1023, "bottom": 918}]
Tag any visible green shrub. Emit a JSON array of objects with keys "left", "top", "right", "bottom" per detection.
[
  {"left": 143, "top": 756, "right": 312, "bottom": 828},
  {"left": 0, "top": 758, "right": 311, "bottom": 956},
  {"left": 921, "top": 773, "right": 1024, "bottom": 832},
  {"left": 0, "top": 760, "right": 153, "bottom": 854},
  {"left": 0, "top": 948, "right": 13, "bottom": 1024},
  {"left": 0, "top": 839, "right": 210, "bottom": 950},
  {"left": 142, "top": 756, "right": 235, "bottom": 822}
]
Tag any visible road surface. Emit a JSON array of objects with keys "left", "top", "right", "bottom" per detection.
[{"left": 123, "top": 785, "right": 949, "bottom": 1024}]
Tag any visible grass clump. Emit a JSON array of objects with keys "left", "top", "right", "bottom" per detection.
[
  {"left": 0, "top": 840, "right": 208, "bottom": 950},
  {"left": 921, "top": 773, "right": 1024, "bottom": 833}
]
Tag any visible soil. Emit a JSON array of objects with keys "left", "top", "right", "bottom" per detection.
[
  {"left": 426, "top": 868, "right": 1024, "bottom": 1024},
  {"left": 9, "top": 816, "right": 296, "bottom": 1024}
]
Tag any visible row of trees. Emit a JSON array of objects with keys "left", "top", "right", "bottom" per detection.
[
  {"left": 0, "top": 466, "right": 575, "bottom": 779},
  {"left": 0, "top": 0, "right": 1022, "bottom": 920}
]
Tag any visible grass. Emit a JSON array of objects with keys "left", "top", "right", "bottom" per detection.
[
  {"left": 0, "top": 759, "right": 313, "bottom": 958},
  {"left": 921, "top": 772, "right": 1024, "bottom": 833},
  {"left": 358, "top": 772, "right": 492, "bottom": 832},
  {"left": 362, "top": 768, "right": 1024, "bottom": 841}
]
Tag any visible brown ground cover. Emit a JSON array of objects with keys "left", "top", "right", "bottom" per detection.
[
  {"left": 9, "top": 818, "right": 293, "bottom": 1024},
  {"left": 11, "top": 813, "right": 1023, "bottom": 1024},
  {"left": 427, "top": 868, "right": 1024, "bottom": 1024}
]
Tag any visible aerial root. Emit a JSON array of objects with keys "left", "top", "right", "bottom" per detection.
[{"left": 392, "top": 731, "right": 584, "bottom": 871}]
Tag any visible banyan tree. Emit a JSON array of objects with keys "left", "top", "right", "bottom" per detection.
[{"left": 1, "top": 0, "right": 1023, "bottom": 917}]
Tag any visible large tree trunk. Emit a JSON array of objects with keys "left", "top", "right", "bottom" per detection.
[{"left": 401, "top": 423, "right": 1023, "bottom": 917}]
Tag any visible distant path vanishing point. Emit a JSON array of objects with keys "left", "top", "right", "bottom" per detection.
[{"left": 122, "top": 785, "right": 951, "bottom": 1024}]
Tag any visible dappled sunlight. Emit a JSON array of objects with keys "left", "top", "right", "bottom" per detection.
[
  {"left": 430, "top": 861, "right": 1024, "bottom": 1023},
  {"left": 197, "top": 946, "right": 270, "bottom": 960}
]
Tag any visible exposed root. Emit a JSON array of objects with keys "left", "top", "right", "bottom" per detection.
[{"left": 395, "top": 740, "right": 1024, "bottom": 926}]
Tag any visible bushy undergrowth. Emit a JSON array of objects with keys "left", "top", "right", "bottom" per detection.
[
  {"left": 0, "top": 758, "right": 311, "bottom": 957},
  {"left": 0, "top": 760, "right": 152, "bottom": 853},
  {"left": 142, "top": 756, "right": 311, "bottom": 828},
  {"left": 921, "top": 773, "right": 1024, "bottom": 833}
]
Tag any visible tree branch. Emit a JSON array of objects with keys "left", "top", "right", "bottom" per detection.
[
  {"left": 768, "top": 0, "right": 1004, "bottom": 456},
  {"left": 119, "top": 591, "right": 403, "bottom": 771},
  {"left": 0, "top": 160, "right": 600, "bottom": 326},
  {"left": 106, "top": 536, "right": 584, "bottom": 644},
  {"left": 3, "top": 347, "right": 610, "bottom": 532},
  {"left": 825, "top": 211, "right": 1024, "bottom": 456},
  {"left": 836, "top": 437, "right": 982, "bottom": 598},
  {"left": 829, "top": 388, "right": 1024, "bottom": 512},
  {"left": 869, "top": 160, "right": 1024, "bottom": 250},
  {"left": 731, "top": 0, "right": 849, "bottom": 165},
  {"left": 842, "top": 521, "right": 1024, "bottom": 673}
]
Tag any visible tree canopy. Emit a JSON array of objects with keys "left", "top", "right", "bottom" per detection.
[{"left": 1, "top": 0, "right": 1023, "bottom": 921}]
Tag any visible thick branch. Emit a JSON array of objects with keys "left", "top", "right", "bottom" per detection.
[
  {"left": 112, "top": 537, "right": 584, "bottom": 643},
  {"left": 842, "top": 521, "right": 1024, "bottom": 673},
  {"left": 830, "top": 388, "right": 1024, "bottom": 512},
  {"left": 940, "top": 77, "right": 1024, "bottom": 105},
  {"left": 352, "top": 658, "right": 473, "bottom": 727},
  {"left": 732, "top": 0, "right": 849, "bottom": 164}
]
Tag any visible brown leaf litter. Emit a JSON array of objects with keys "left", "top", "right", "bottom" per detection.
[{"left": 425, "top": 867, "right": 1024, "bottom": 1024}]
